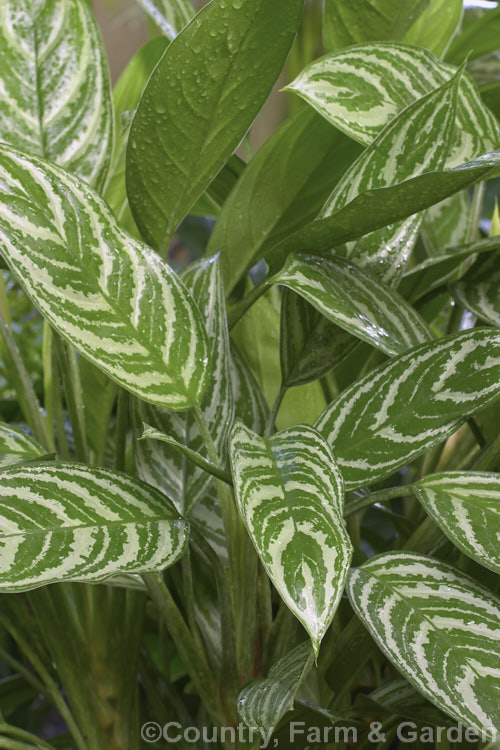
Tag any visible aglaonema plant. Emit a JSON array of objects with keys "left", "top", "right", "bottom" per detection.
[{"left": 1, "top": 0, "right": 500, "bottom": 748}]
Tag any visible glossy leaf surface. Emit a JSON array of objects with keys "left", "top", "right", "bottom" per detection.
[
  {"left": 272, "top": 254, "right": 431, "bottom": 356},
  {"left": 127, "top": 0, "right": 304, "bottom": 251}
]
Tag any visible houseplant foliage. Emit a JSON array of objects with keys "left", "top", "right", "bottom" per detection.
[{"left": 1, "top": 0, "right": 500, "bottom": 747}]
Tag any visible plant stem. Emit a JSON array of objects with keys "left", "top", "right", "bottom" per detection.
[
  {"left": 142, "top": 573, "right": 228, "bottom": 726},
  {"left": 227, "top": 278, "right": 271, "bottom": 330},
  {"left": 265, "top": 384, "right": 286, "bottom": 436},
  {"left": 54, "top": 336, "right": 89, "bottom": 462},
  {"left": 344, "top": 486, "right": 413, "bottom": 517}
]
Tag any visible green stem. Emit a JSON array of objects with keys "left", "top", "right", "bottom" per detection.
[
  {"left": 467, "top": 416, "right": 487, "bottom": 448},
  {"left": 472, "top": 432, "right": 500, "bottom": 471},
  {"left": 344, "top": 486, "right": 413, "bottom": 517},
  {"left": 0, "top": 724, "right": 55, "bottom": 750},
  {"left": 265, "top": 384, "right": 286, "bottom": 436},
  {"left": 142, "top": 573, "right": 228, "bottom": 726},
  {"left": 0, "top": 307, "right": 53, "bottom": 451},
  {"left": 227, "top": 278, "right": 271, "bottom": 330},
  {"left": 466, "top": 181, "right": 486, "bottom": 243},
  {"left": 54, "top": 336, "right": 88, "bottom": 462},
  {"left": 0, "top": 614, "right": 87, "bottom": 750}
]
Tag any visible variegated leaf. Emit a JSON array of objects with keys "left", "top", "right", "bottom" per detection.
[
  {"left": 0, "top": 145, "right": 210, "bottom": 410},
  {"left": 135, "top": 0, "right": 193, "bottom": 39},
  {"left": 272, "top": 254, "right": 431, "bottom": 357},
  {"left": 0, "top": 463, "right": 189, "bottom": 592},
  {"left": 348, "top": 552, "right": 500, "bottom": 738},
  {"left": 422, "top": 192, "right": 471, "bottom": 257},
  {"left": 318, "top": 70, "right": 462, "bottom": 284},
  {"left": 0, "top": 424, "right": 45, "bottom": 468},
  {"left": 453, "top": 252, "right": 500, "bottom": 327},
  {"left": 0, "top": 0, "right": 113, "bottom": 189},
  {"left": 268, "top": 152, "right": 500, "bottom": 274},
  {"left": 229, "top": 422, "right": 352, "bottom": 655},
  {"left": 315, "top": 329, "right": 500, "bottom": 490},
  {"left": 238, "top": 642, "right": 314, "bottom": 732},
  {"left": 286, "top": 44, "right": 500, "bottom": 166},
  {"left": 413, "top": 472, "right": 500, "bottom": 575},
  {"left": 133, "top": 255, "right": 233, "bottom": 516}
]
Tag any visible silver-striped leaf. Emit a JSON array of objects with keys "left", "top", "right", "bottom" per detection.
[
  {"left": 238, "top": 642, "right": 314, "bottom": 732},
  {"left": 318, "top": 70, "right": 461, "bottom": 284},
  {"left": 0, "top": 424, "right": 45, "bottom": 468},
  {"left": 126, "top": 0, "right": 304, "bottom": 251},
  {"left": 0, "top": 145, "right": 210, "bottom": 410},
  {"left": 135, "top": 0, "right": 193, "bottom": 39},
  {"left": 347, "top": 552, "right": 500, "bottom": 738},
  {"left": 413, "top": 472, "right": 500, "bottom": 575},
  {"left": 268, "top": 151, "right": 500, "bottom": 274},
  {"left": 134, "top": 254, "right": 234, "bottom": 515},
  {"left": 229, "top": 421, "right": 353, "bottom": 655},
  {"left": 315, "top": 329, "right": 500, "bottom": 490},
  {"left": 0, "top": 462, "right": 189, "bottom": 592},
  {"left": 0, "top": 0, "right": 113, "bottom": 189},
  {"left": 272, "top": 253, "right": 432, "bottom": 357},
  {"left": 453, "top": 252, "right": 500, "bottom": 328},
  {"left": 286, "top": 44, "right": 500, "bottom": 166}
]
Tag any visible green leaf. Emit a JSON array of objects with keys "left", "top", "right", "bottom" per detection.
[
  {"left": 104, "top": 37, "right": 169, "bottom": 235},
  {"left": 268, "top": 151, "right": 500, "bottom": 280},
  {"left": 453, "top": 251, "right": 500, "bottom": 327},
  {"left": 446, "top": 6, "right": 500, "bottom": 64},
  {"left": 272, "top": 253, "right": 432, "bottom": 357},
  {"left": 0, "top": 0, "right": 113, "bottom": 190},
  {"left": 481, "top": 81, "right": 500, "bottom": 122},
  {"left": 286, "top": 44, "right": 500, "bottom": 163},
  {"left": 0, "top": 146, "right": 210, "bottom": 411},
  {"left": 133, "top": 255, "right": 233, "bottom": 515},
  {"left": 347, "top": 551, "right": 500, "bottom": 737},
  {"left": 0, "top": 462, "right": 189, "bottom": 592},
  {"left": 135, "top": 0, "right": 194, "bottom": 39},
  {"left": 402, "top": 0, "right": 463, "bottom": 57},
  {"left": 238, "top": 642, "right": 314, "bottom": 731},
  {"left": 207, "top": 108, "right": 361, "bottom": 294},
  {"left": 229, "top": 421, "right": 353, "bottom": 655},
  {"left": 413, "top": 472, "right": 500, "bottom": 575},
  {"left": 315, "top": 329, "right": 500, "bottom": 490},
  {"left": 279, "top": 290, "right": 356, "bottom": 388},
  {"left": 0, "top": 424, "right": 45, "bottom": 469},
  {"left": 322, "top": 0, "right": 432, "bottom": 52},
  {"left": 126, "top": 0, "right": 304, "bottom": 252}
]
